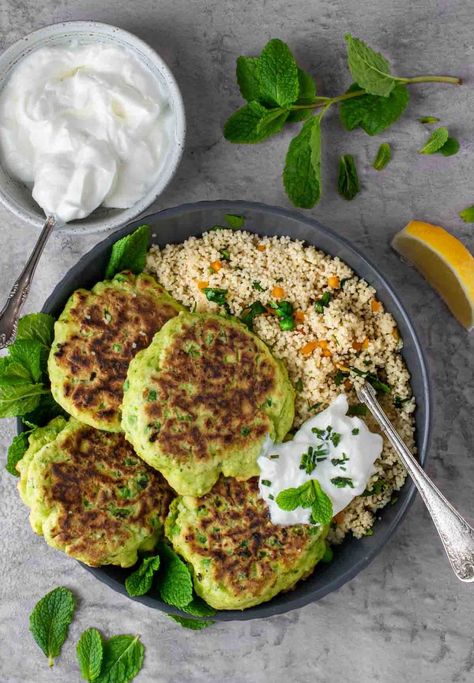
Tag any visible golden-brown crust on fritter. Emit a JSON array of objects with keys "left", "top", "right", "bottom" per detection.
[
  {"left": 50, "top": 273, "right": 180, "bottom": 430},
  {"left": 178, "top": 477, "right": 316, "bottom": 596},
  {"left": 144, "top": 316, "right": 276, "bottom": 462},
  {"left": 45, "top": 426, "right": 174, "bottom": 566}
]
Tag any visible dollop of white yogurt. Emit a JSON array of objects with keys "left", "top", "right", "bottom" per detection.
[
  {"left": 0, "top": 43, "right": 173, "bottom": 222},
  {"left": 258, "top": 395, "right": 383, "bottom": 526}
]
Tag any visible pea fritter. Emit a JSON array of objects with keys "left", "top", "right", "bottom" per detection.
[
  {"left": 48, "top": 272, "right": 184, "bottom": 432},
  {"left": 122, "top": 312, "right": 295, "bottom": 496},
  {"left": 17, "top": 418, "right": 175, "bottom": 567},
  {"left": 165, "top": 477, "right": 328, "bottom": 610}
]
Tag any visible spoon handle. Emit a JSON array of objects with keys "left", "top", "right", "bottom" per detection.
[
  {"left": 357, "top": 381, "right": 474, "bottom": 582},
  {"left": 0, "top": 215, "right": 56, "bottom": 349}
]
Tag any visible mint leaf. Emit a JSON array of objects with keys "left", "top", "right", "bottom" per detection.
[
  {"left": 295, "top": 68, "right": 317, "bottom": 102},
  {"left": 297, "top": 479, "right": 318, "bottom": 507},
  {"left": 125, "top": 555, "right": 160, "bottom": 597},
  {"left": 158, "top": 544, "right": 194, "bottom": 608},
  {"left": 180, "top": 596, "right": 216, "bottom": 618},
  {"left": 9, "top": 339, "right": 45, "bottom": 382},
  {"left": 169, "top": 615, "right": 215, "bottom": 630},
  {"left": 95, "top": 635, "right": 144, "bottom": 683},
  {"left": 309, "top": 480, "right": 333, "bottom": 524},
  {"left": 224, "top": 213, "right": 245, "bottom": 229},
  {"left": 258, "top": 39, "right": 299, "bottom": 107},
  {"left": 287, "top": 68, "right": 317, "bottom": 122},
  {"left": 345, "top": 34, "right": 397, "bottom": 97},
  {"left": 29, "top": 587, "right": 76, "bottom": 667},
  {"left": 224, "top": 101, "right": 289, "bottom": 143},
  {"left": 283, "top": 115, "right": 321, "bottom": 208},
  {"left": 339, "top": 83, "right": 409, "bottom": 135},
  {"left": 6, "top": 431, "right": 30, "bottom": 476},
  {"left": 418, "top": 127, "right": 449, "bottom": 154},
  {"left": 76, "top": 628, "right": 103, "bottom": 682},
  {"left": 236, "top": 56, "right": 262, "bottom": 102},
  {"left": 0, "top": 382, "right": 47, "bottom": 418},
  {"left": 438, "top": 137, "right": 460, "bottom": 156},
  {"left": 373, "top": 142, "right": 392, "bottom": 171},
  {"left": 275, "top": 487, "right": 300, "bottom": 511},
  {"left": 337, "top": 155, "right": 360, "bottom": 200},
  {"left": 105, "top": 225, "right": 151, "bottom": 279},
  {"left": 0, "top": 358, "right": 32, "bottom": 384},
  {"left": 276, "top": 479, "right": 333, "bottom": 524},
  {"left": 418, "top": 115, "right": 440, "bottom": 124},
  {"left": 16, "top": 313, "right": 55, "bottom": 349},
  {"left": 459, "top": 205, "right": 474, "bottom": 223}
]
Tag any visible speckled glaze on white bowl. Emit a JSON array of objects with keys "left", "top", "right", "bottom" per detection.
[{"left": 0, "top": 21, "right": 186, "bottom": 234}]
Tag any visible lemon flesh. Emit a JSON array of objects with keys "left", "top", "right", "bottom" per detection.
[{"left": 392, "top": 221, "right": 474, "bottom": 330}]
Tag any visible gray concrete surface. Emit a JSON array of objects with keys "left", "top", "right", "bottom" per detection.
[{"left": 0, "top": 1, "right": 473, "bottom": 681}]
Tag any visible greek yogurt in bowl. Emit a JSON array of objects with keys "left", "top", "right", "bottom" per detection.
[{"left": 0, "top": 22, "right": 185, "bottom": 233}]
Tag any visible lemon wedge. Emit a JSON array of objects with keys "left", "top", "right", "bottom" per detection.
[{"left": 392, "top": 220, "right": 474, "bottom": 330}]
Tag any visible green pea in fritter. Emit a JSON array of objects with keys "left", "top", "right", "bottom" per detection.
[
  {"left": 165, "top": 477, "right": 328, "bottom": 610},
  {"left": 122, "top": 312, "right": 295, "bottom": 496},
  {"left": 17, "top": 418, "right": 175, "bottom": 568},
  {"left": 48, "top": 272, "right": 184, "bottom": 432}
]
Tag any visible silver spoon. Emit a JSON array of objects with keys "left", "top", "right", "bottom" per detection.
[
  {"left": 357, "top": 381, "right": 474, "bottom": 582},
  {"left": 0, "top": 215, "right": 57, "bottom": 349}
]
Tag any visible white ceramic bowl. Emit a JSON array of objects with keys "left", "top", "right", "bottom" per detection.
[{"left": 0, "top": 21, "right": 186, "bottom": 234}]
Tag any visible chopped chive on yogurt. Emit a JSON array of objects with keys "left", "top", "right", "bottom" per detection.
[{"left": 258, "top": 395, "right": 383, "bottom": 526}]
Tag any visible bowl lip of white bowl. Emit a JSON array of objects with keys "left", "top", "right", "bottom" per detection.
[{"left": 0, "top": 20, "right": 186, "bottom": 235}]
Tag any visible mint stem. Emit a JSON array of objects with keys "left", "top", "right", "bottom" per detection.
[
  {"left": 290, "top": 75, "right": 461, "bottom": 113},
  {"left": 403, "top": 75, "right": 462, "bottom": 86}
]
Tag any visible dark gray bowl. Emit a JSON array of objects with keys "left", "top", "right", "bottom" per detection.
[{"left": 33, "top": 200, "right": 431, "bottom": 621}]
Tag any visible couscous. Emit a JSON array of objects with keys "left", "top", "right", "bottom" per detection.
[{"left": 147, "top": 228, "right": 416, "bottom": 542}]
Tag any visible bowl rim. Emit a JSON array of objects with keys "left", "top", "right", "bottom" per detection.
[
  {"left": 31, "top": 199, "right": 432, "bottom": 621},
  {"left": 0, "top": 20, "right": 186, "bottom": 235}
]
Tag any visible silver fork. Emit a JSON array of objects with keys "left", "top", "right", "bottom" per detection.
[
  {"left": 357, "top": 381, "right": 474, "bottom": 582},
  {"left": 0, "top": 215, "right": 57, "bottom": 349}
]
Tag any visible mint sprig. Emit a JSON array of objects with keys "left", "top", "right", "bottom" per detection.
[
  {"left": 0, "top": 312, "right": 56, "bottom": 419},
  {"left": 124, "top": 544, "right": 216, "bottom": 628},
  {"left": 2, "top": 312, "right": 65, "bottom": 475},
  {"left": 224, "top": 35, "right": 461, "bottom": 208},
  {"left": 276, "top": 479, "right": 333, "bottom": 525},
  {"left": 76, "top": 629, "right": 145, "bottom": 683},
  {"left": 29, "top": 587, "right": 76, "bottom": 667}
]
